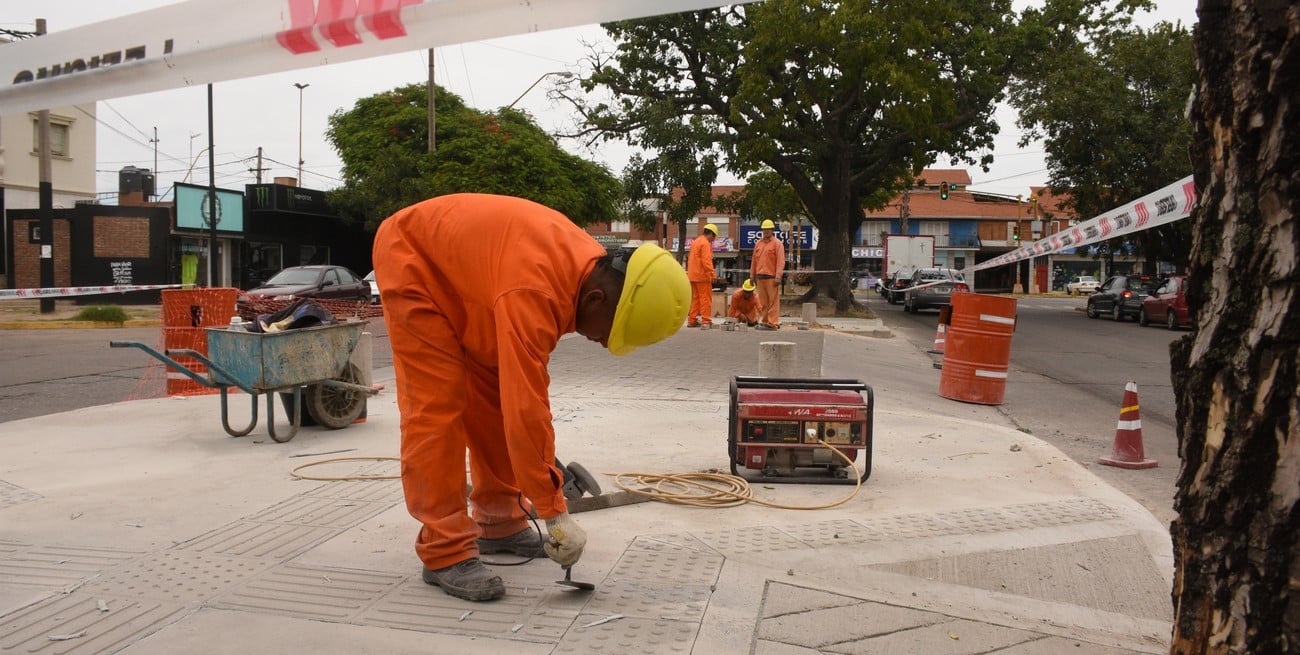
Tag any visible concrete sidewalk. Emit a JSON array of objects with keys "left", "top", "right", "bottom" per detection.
[{"left": 0, "top": 320, "right": 1174, "bottom": 654}]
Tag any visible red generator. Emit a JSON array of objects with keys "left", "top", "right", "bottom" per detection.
[{"left": 728, "top": 376, "right": 874, "bottom": 484}]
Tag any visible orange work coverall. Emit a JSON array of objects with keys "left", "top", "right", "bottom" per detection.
[
  {"left": 728, "top": 289, "right": 760, "bottom": 324},
  {"left": 372, "top": 194, "right": 607, "bottom": 571},
  {"left": 686, "top": 234, "right": 715, "bottom": 326},
  {"left": 749, "top": 234, "right": 786, "bottom": 327}
]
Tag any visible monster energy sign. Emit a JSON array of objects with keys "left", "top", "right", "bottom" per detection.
[{"left": 247, "top": 183, "right": 329, "bottom": 216}]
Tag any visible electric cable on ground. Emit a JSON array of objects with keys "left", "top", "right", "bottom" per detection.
[{"left": 290, "top": 440, "right": 862, "bottom": 510}]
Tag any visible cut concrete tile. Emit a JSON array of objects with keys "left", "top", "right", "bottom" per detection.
[
  {"left": 757, "top": 600, "right": 949, "bottom": 648},
  {"left": 825, "top": 618, "right": 1042, "bottom": 655},
  {"left": 759, "top": 581, "right": 860, "bottom": 619}
]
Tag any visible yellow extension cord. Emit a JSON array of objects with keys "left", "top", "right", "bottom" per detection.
[{"left": 290, "top": 440, "right": 861, "bottom": 511}]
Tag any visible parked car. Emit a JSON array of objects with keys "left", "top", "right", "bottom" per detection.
[
  {"left": 364, "top": 270, "right": 381, "bottom": 304},
  {"left": 883, "top": 267, "right": 917, "bottom": 304},
  {"left": 240, "top": 265, "right": 371, "bottom": 303},
  {"left": 1139, "top": 274, "right": 1192, "bottom": 329},
  {"left": 1086, "top": 274, "right": 1155, "bottom": 321},
  {"left": 903, "top": 268, "right": 969, "bottom": 313},
  {"left": 1066, "top": 275, "right": 1100, "bottom": 295}
]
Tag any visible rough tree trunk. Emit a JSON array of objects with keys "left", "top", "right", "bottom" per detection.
[{"left": 1169, "top": 2, "right": 1299, "bottom": 653}]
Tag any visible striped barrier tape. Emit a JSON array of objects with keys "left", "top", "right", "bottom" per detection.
[{"left": 0, "top": 283, "right": 191, "bottom": 300}]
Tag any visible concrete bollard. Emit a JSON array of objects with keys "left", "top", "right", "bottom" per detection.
[
  {"left": 801, "top": 302, "right": 817, "bottom": 325},
  {"left": 759, "top": 341, "right": 797, "bottom": 378}
]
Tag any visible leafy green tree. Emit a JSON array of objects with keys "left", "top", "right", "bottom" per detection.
[
  {"left": 567, "top": 0, "right": 1132, "bottom": 311},
  {"left": 1010, "top": 20, "right": 1195, "bottom": 272},
  {"left": 326, "top": 83, "right": 621, "bottom": 231},
  {"left": 620, "top": 147, "right": 718, "bottom": 262}
]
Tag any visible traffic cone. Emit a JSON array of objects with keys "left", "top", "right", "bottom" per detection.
[
  {"left": 928, "top": 323, "right": 947, "bottom": 354},
  {"left": 1099, "top": 381, "right": 1157, "bottom": 469}
]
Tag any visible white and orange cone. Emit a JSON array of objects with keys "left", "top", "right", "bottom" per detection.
[
  {"left": 1099, "top": 381, "right": 1157, "bottom": 469},
  {"left": 928, "top": 323, "right": 947, "bottom": 354}
]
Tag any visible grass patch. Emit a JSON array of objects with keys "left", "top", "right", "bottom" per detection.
[{"left": 72, "top": 305, "right": 131, "bottom": 324}]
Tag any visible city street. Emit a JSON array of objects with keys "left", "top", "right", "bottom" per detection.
[{"left": 865, "top": 291, "right": 1184, "bottom": 525}]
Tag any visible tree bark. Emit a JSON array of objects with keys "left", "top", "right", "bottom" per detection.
[{"left": 1170, "top": 1, "right": 1299, "bottom": 653}]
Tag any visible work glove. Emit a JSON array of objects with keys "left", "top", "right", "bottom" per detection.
[{"left": 543, "top": 512, "right": 586, "bottom": 568}]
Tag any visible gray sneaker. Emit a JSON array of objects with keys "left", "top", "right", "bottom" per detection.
[
  {"left": 477, "top": 528, "right": 547, "bottom": 558},
  {"left": 421, "top": 558, "right": 505, "bottom": 601}
]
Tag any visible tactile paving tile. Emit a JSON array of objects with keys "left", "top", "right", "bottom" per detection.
[
  {"left": 0, "top": 593, "right": 187, "bottom": 655},
  {"left": 243, "top": 494, "right": 390, "bottom": 529},
  {"left": 999, "top": 498, "right": 1119, "bottom": 527},
  {"left": 776, "top": 519, "right": 883, "bottom": 548},
  {"left": 0, "top": 544, "right": 142, "bottom": 588},
  {"left": 627, "top": 533, "right": 717, "bottom": 554},
  {"left": 581, "top": 580, "right": 713, "bottom": 622},
  {"left": 691, "top": 525, "right": 808, "bottom": 554},
  {"left": 0, "top": 479, "right": 41, "bottom": 510},
  {"left": 305, "top": 478, "right": 404, "bottom": 504},
  {"left": 607, "top": 550, "right": 724, "bottom": 584},
  {"left": 855, "top": 512, "right": 961, "bottom": 539},
  {"left": 359, "top": 578, "right": 583, "bottom": 642},
  {"left": 78, "top": 550, "right": 274, "bottom": 605},
  {"left": 934, "top": 506, "right": 1017, "bottom": 534},
  {"left": 212, "top": 563, "right": 404, "bottom": 621},
  {"left": 172, "top": 521, "right": 341, "bottom": 560},
  {"left": 554, "top": 615, "right": 698, "bottom": 654}
]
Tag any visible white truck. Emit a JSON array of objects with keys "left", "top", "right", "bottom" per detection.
[{"left": 881, "top": 234, "right": 936, "bottom": 304}]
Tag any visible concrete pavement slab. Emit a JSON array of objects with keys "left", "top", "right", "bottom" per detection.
[{"left": 0, "top": 324, "right": 1175, "bottom": 653}]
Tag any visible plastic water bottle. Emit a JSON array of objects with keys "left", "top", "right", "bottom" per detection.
[{"left": 228, "top": 316, "right": 247, "bottom": 332}]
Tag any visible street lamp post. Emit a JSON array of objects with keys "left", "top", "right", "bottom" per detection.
[
  {"left": 506, "top": 71, "right": 573, "bottom": 109},
  {"left": 293, "top": 82, "right": 309, "bottom": 185}
]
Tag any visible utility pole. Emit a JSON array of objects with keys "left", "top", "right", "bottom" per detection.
[
  {"left": 207, "top": 84, "right": 218, "bottom": 287},
  {"left": 427, "top": 48, "right": 436, "bottom": 153},
  {"left": 899, "top": 188, "right": 911, "bottom": 234},
  {"left": 36, "top": 18, "right": 54, "bottom": 313},
  {"left": 249, "top": 146, "right": 269, "bottom": 184},
  {"left": 149, "top": 127, "right": 159, "bottom": 200},
  {"left": 293, "top": 82, "right": 309, "bottom": 185}
]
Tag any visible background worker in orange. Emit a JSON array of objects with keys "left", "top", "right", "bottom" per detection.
[
  {"left": 373, "top": 193, "right": 689, "bottom": 602},
  {"left": 686, "top": 223, "right": 718, "bottom": 327},
  {"left": 749, "top": 219, "right": 786, "bottom": 330},
  {"left": 728, "top": 278, "right": 760, "bottom": 326}
]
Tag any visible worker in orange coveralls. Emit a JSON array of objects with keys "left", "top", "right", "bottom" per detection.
[
  {"left": 686, "top": 223, "right": 718, "bottom": 327},
  {"left": 749, "top": 219, "right": 786, "bottom": 330},
  {"left": 728, "top": 278, "right": 760, "bottom": 327},
  {"left": 372, "top": 194, "right": 690, "bottom": 602}
]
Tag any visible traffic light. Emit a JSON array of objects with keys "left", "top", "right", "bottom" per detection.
[
  {"left": 1012, "top": 226, "right": 1021, "bottom": 241},
  {"left": 939, "top": 181, "right": 949, "bottom": 200}
]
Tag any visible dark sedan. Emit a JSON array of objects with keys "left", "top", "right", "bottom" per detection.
[
  {"left": 240, "top": 265, "right": 371, "bottom": 302},
  {"left": 1086, "top": 274, "right": 1155, "bottom": 321}
]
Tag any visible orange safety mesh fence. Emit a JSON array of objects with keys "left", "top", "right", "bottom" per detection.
[{"left": 235, "top": 297, "right": 383, "bottom": 325}]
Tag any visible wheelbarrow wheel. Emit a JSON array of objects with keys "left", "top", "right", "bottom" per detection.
[{"left": 304, "top": 362, "right": 366, "bottom": 429}]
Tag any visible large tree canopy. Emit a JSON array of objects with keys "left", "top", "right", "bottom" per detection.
[
  {"left": 326, "top": 83, "right": 620, "bottom": 231},
  {"left": 1010, "top": 19, "right": 1196, "bottom": 272},
  {"left": 568, "top": 0, "right": 1137, "bottom": 312}
]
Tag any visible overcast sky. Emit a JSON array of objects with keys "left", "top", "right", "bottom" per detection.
[{"left": 5, "top": 1, "right": 1197, "bottom": 202}]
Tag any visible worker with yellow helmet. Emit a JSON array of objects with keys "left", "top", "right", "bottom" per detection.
[
  {"left": 686, "top": 223, "right": 719, "bottom": 327},
  {"left": 750, "top": 219, "right": 786, "bottom": 330},
  {"left": 373, "top": 194, "right": 689, "bottom": 603}
]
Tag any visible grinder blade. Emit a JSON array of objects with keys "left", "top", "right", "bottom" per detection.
[{"left": 556, "top": 567, "right": 595, "bottom": 591}]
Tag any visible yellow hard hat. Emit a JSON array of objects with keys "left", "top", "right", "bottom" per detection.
[
  {"left": 760, "top": 219, "right": 776, "bottom": 229},
  {"left": 703, "top": 223, "right": 718, "bottom": 235},
  {"left": 742, "top": 278, "right": 756, "bottom": 292},
  {"left": 607, "top": 244, "right": 690, "bottom": 356}
]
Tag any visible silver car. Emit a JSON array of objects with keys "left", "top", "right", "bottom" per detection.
[{"left": 903, "top": 268, "right": 969, "bottom": 313}]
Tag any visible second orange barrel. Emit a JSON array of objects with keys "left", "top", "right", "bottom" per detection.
[{"left": 938, "top": 292, "right": 1017, "bottom": 405}]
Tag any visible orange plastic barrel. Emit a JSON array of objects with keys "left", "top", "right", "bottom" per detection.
[{"left": 938, "top": 293, "right": 1017, "bottom": 405}]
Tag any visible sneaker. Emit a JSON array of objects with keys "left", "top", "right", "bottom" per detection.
[
  {"left": 422, "top": 558, "right": 505, "bottom": 601},
  {"left": 477, "top": 528, "right": 547, "bottom": 558},
  {"left": 756, "top": 324, "right": 776, "bottom": 331}
]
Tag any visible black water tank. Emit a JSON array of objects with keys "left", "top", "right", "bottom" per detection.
[{"left": 119, "top": 166, "right": 156, "bottom": 196}]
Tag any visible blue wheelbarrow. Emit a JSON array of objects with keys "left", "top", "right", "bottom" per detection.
[{"left": 111, "top": 321, "right": 379, "bottom": 443}]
